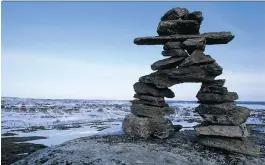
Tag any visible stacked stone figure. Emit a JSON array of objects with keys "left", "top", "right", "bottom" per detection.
[{"left": 122, "top": 7, "right": 260, "bottom": 155}]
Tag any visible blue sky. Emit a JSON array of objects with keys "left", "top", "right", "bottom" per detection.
[{"left": 2, "top": 2, "right": 265, "bottom": 101}]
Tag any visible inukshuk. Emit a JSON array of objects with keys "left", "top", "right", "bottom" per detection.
[{"left": 122, "top": 7, "right": 260, "bottom": 155}]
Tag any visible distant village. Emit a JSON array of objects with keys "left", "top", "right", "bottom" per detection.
[
  {"left": 1, "top": 101, "right": 81, "bottom": 114},
  {"left": 1, "top": 98, "right": 127, "bottom": 114}
]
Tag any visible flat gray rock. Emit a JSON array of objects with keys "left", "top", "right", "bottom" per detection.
[
  {"left": 195, "top": 123, "right": 249, "bottom": 138},
  {"left": 199, "top": 86, "right": 228, "bottom": 94},
  {"left": 162, "top": 49, "right": 189, "bottom": 57},
  {"left": 122, "top": 114, "right": 175, "bottom": 139},
  {"left": 157, "top": 20, "right": 200, "bottom": 35},
  {"left": 198, "top": 136, "right": 260, "bottom": 156},
  {"left": 122, "top": 114, "right": 152, "bottom": 138},
  {"left": 179, "top": 50, "right": 215, "bottom": 67},
  {"left": 131, "top": 102, "right": 175, "bottom": 118},
  {"left": 156, "top": 62, "right": 222, "bottom": 83},
  {"left": 195, "top": 102, "right": 237, "bottom": 114},
  {"left": 134, "top": 93, "right": 164, "bottom": 103},
  {"left": 199, "top": 106, "right": 250, "bottom": 125},
  {"left": 139, "top": 73, "right": 181, "bottom": 88},
  {"left": 201, "top": 79, "right": 226, "bottom": 88},
  {"left": 151, "top": 56, "right": 186, "bottom": 71},
  {"left": 163, "top": 41, "right": 182, "bottom": 50},
  {"left": 134, "top": 32, "right": 235, "bottom": 45},
  {"left": 130, "top": 99, "right": 169, "bottom": 107},
  {"left": 161, "top": 7, "right": 189, "bottom": 21},
  {"left": 133, "top": 82, "right": 175, "bottom": 98},
  {"left": 196, "top": 91, "right": 239, "bottom": 103}
]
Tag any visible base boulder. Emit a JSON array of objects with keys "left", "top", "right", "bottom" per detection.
[
  {"left": 198, "top": 136, "right": 260, "bottom": 156},
  {"left": 122, "top": 114, "right": 175, "bottom": 139}
]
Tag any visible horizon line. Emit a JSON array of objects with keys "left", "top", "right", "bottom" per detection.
[{"left": 1, "top": 96, "right": 265, "bottom": 103}]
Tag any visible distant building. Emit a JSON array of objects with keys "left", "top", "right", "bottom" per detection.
[
  {"left": 39, "top": 106, "right": 48, "bottom": 113},
  {"left": 28, "top": 106, "right": 37, "bottom": 113},
  {"left": 73, "top": 106, "right": 80, "bottom": 113},
  {"left": 10, "top": 105, "right": 19, "bottom": 112},
  {"left": 20, "top": 104, "right": 27, "bottom": 113}
]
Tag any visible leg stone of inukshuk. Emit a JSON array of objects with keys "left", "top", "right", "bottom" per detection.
[
  {"left": 195, "top": 79, "right": 260, "bottom": 156},
  {"left": 122, "top": 81, "right": 177, "bottom": 139},
  {"left": 122, "top": 6, "right": 259, "bottom": 156}
]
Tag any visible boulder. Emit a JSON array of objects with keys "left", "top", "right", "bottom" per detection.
[
  {"left": 201, "top": 79, "right": 226, "bottom": 88},
  {"left": 156, "top": 62, "right": 222, "bottom": 83},
  {"left": 131, "top": 102, "right": 175, "bottom": 118},
  {"left": 122, "top": 114, "right": 175, "bottom": 139},
  {"left": 151, "top": 56, "right": 186, "bottom": 71},
  {"left": 163, "top": 42, "right": 182, "bottom": 50},
  {"left": 133, "top": 32, "right": 235, "bottom": 45},
  {"left": 161, "top": 8, "right": 189, "bottom": 21},
  {"left": 162, "top": 49, "right": 189, "bottom": 57},
  {"left": 133, "top": 82, "right": 175, "bottom": 98},
  {"left": 130, "top": 99, "right": 169, "bottom": 107},
  {"left": 179, "top": 50, "right": 215, "bottom": 67},
  {"left": 198, "top": 136, "right": 260, "bottom": 156},
  {"left": 157, "top": 20, "right": 200, "bottom": 35},
  {"left": 122, "top": 114, "right": 152, "bottom": 138},
  {"left": 195, "top": 123, "right": 249, "bottom": 138},
  {"left": 195, "top": 102, "right": 237, "bottom": 114},
  {"left": 186, "top": 11, "right": 204, "bottom": 24},
  {"left": 182, "top": 38, "right": 206, "bottom": 53},
  {"left": 133, "top": 94, "right": 164, "bottom": 103},
  {"left": 196, "top": 91, "right": 239, "bottom": 103},
  {"left": 149, "top": 117, "right": 175, "bottom": 139},
  {"left": 199, "top": 106, "right": 250, "bottom": 125},
  {"left": 139, "top": 73, "right": 181, "bottom": 88}
]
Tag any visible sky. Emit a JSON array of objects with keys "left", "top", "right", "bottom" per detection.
[{"left": 1, "top": 2, "right": 265, "bottom": 101}]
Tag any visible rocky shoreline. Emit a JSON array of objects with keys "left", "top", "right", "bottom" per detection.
[{"left": 12, "top": 130, "right": 264, "bottom": 165}]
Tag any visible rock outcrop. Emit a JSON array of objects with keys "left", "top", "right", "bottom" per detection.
[{"left": 122, "top": 7, "right": 259, "bottom": 155}]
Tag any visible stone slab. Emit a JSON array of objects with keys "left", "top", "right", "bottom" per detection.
[
  {"left": 198, "top": 136, "right": 260, "bottom": 156},
  {"left": 134, "top": 32, "right": 235, "bottom": 45},
  {"left": 131, "top": 102, "right": 175, "bottom": 118},
  {"left": 195, "top": 123, "right": 249, "bottom": 138}
]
